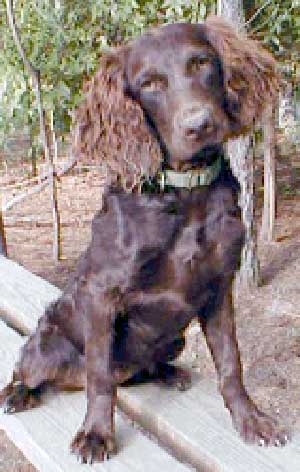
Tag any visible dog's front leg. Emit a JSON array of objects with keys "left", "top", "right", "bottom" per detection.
[
  {"left": 71, "top": 288, "right": 117, "bottom": 464},
  {"left": 199, "top": 286, "right": 289, "bottom": 446}
]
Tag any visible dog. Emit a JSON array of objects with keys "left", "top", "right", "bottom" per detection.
[{"left": 0, "top": 16, "right": 288, "bottom": 464}]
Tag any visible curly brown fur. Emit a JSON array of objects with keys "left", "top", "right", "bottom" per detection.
[
  {"left": 73, "top": 49, "right": 161, "bottom": 190},
  {"left": 204, "top": 15, "right": 280, "bottom": 132}
]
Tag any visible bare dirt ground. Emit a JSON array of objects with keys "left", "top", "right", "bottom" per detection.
[{"left": 1, "top": 157, "right": 300, "bottom": 470}]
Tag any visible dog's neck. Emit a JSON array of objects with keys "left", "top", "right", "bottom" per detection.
[
  {"left": 159, "top": 155, "right": 222, "bottom": 190},
  {"left": 140, "top": 146, "right": 225, "bottom": 194},
  {"left": 159, "top": 144, "right": 224, "bottom": 191}
]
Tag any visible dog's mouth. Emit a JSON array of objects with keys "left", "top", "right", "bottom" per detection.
[
  {"left": 166, "top": 143, "right": 223, "bottom": 171},
  {"left": 191, "top": 144, "right": 223, "bottom": 165}
]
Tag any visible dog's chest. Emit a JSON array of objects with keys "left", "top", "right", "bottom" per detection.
[
  {"left": 167, "top": 212, "right": 215, "bottom": 294},
  {"left": 172, "top": 221, "right": 204, "bottom": 266},
  {"left": 172, "top": 254, "right": 212, "bottom": 315}
]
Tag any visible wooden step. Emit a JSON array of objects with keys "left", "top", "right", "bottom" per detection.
[{"left": 1, "top": 255, "right": 300, "bottom": 471}]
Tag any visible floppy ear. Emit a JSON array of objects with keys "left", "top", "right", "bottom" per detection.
[
  {"left": 204, "top": 15, "right": 280, "bottom": 134},
  {"left": 72, "top": 47, "right": 162, "bottom": 191}
]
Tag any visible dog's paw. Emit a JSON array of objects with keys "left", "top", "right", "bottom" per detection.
[
  {"left": 71, "top": 429, "right": 117, "bottom": 464},
  {"left": 1, "top": 382, "right": 41, "bottom": 414},
  {"left": 0, "top": 383, "right": 14, "bottom": 407},
  {"left": 232, "top": 403, "right": 290, "bottom": 446},
  {"left": 158, "top": 363, "right": 192, "bottom": 392}
]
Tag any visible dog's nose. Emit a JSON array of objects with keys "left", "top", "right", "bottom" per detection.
[{"left": 179, "top": 108, "right": 215, "bottom": 140}]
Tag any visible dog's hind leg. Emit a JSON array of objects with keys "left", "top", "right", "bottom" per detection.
[
  {"left": 123, "top": 334, "right": 192, "bottom": 391},
  {"left": 153, "top": 334, "right": 192, "bottom": 391},
  {"left": 0, "top": 303, "right": 85, "bottom": 414}
]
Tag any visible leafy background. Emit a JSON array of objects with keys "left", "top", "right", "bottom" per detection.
[{"left": 0, "top": 0, "right": 299, "bottom": 160}]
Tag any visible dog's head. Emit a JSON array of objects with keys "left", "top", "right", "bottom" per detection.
[{"left": 73, "top": 16, "right": 279, "bottom": 187}]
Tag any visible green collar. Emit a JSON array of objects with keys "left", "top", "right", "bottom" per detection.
[{"left": 159, "top": 156, "right": 222, "bottom": 190}]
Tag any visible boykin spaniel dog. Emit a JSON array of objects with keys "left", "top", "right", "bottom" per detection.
[{"left": 1, "top": 16, "right": 289, "bottom": 464}]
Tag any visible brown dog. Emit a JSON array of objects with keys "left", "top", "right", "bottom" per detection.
[{"left": 0, "top": 16, "right": 288, "bottom": 464}]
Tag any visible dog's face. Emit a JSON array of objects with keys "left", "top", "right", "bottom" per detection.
[
  {"left": 73, "top": 16, "right": 278, "bottom": 187},
  {"left": 126, "top": 23, "right": 231, "bottom": 167}
]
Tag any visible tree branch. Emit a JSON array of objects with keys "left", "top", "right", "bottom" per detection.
[
  {"left": 2, "top": 156, "right": 77, "bottom": 213},
  {"left": 6, "top": 0, "right": 39, "bottom": 81},
  {"left": 6, "top": 0, "right": 62, "bottom": 260},
  {"left": 244, "top": 0, "right": 272, "bottom": 28}
]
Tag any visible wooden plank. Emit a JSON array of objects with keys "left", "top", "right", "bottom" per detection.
[
  {"left": 119, "top": 379, "right": 300, "bottom": 472},
  {"left": 0, "top": 320, "right": 190, "bottom": 472},
  {"left": 0, "top": 256, "right": 60, "bottom": 334},
  {"left": 1, "top": 256, "right": 300, "bottom": 471}
]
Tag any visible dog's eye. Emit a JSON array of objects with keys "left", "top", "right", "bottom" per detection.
[
  {"left": 141, "top": 77, "right": 166, "bottom": 93},
  {"left": 187, "top": 56, "right": 210, "bottom": 74}
]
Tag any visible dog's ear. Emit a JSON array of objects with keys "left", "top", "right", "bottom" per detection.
[
  {"left": 72, "top": 47, "right": 161, "bottom": 191},
  {"left": 204, "top": 15, "right": 280, "bottom": 135}
]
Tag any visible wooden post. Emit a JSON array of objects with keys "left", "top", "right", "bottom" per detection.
[
  {"left": 50, "top": 110, "right": 62, "bottom": 260},
  {"left": 0, "top": 214, "right": 7, "bottom": 257},
  {"left": 261, "top": 104, "right": 276, "bottom": 242},
  {"left": 0, "top": 193, "right": 7, "bottom": 256}
]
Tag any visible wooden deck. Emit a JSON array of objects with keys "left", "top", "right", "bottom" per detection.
[{"left": 0, "top": 255, "right": 299, "bottom": 471}]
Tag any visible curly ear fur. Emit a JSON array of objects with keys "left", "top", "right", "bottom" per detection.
[
  {"left": 72, "top": 48, "right": 162, "bottom": 191},
  {"left": 204, "top": 15, "right": 281, "bottom": 134}
]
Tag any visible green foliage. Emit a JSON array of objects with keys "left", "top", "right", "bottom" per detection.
[
  {"left": 245, "top": 1, "right": 300, "bottom": 106},
  {"left": 0, "top": 0, "right": 213, "bottom": 155},
  {"left": 247, "top": 1, "right": 300, "bottom": 74}
]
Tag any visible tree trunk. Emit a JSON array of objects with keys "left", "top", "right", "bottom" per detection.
[
  {"left": 217, "top": 0, "right": 245, "bottom": 27},
  {"left": 227, "top": 137, "right": 259, "bottom": 286},
  {"left": 217, "top": 0, "right": 259, "bottom": 288}
]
